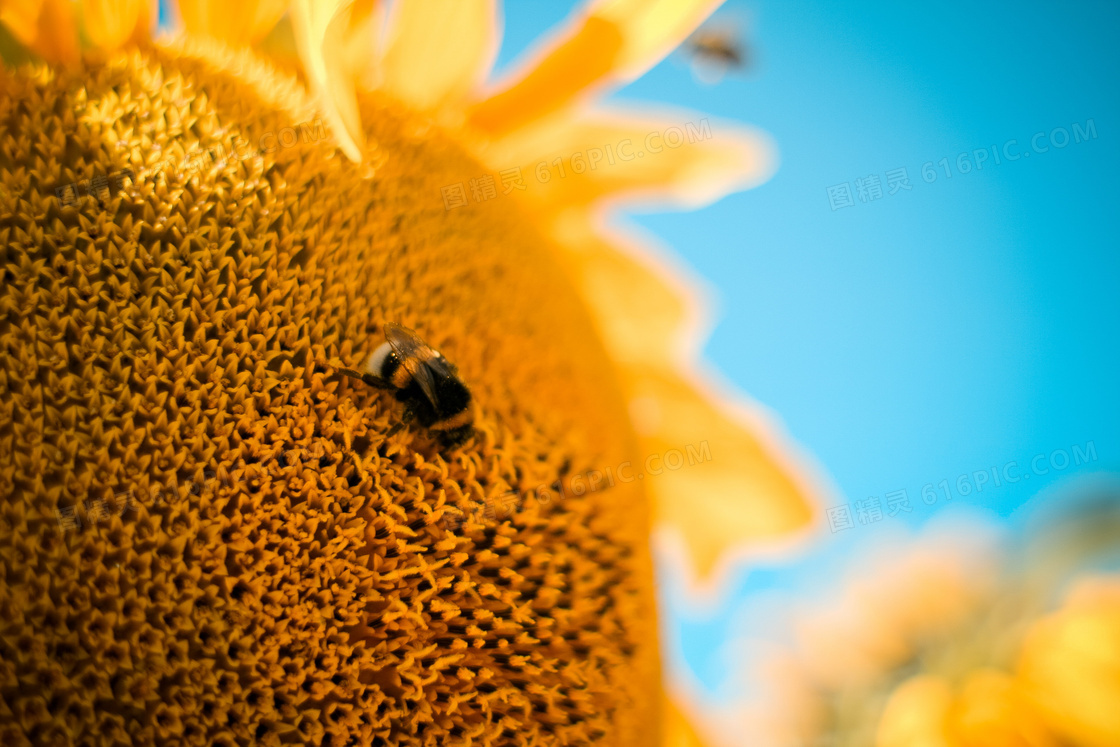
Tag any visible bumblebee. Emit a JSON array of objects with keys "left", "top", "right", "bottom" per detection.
[
  {"left": 687, "top": 29, "right": 745, "bottom": 68},
  {"left": 336, "top": 323, "right": 474, "bottom": 447},
  {"left": 684, "top": 24, "right": 748, "bottom": 85}
]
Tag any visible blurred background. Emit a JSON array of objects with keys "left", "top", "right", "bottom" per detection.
[{"left": 499, "top": 1, "right": 1120, "bottom": 744}]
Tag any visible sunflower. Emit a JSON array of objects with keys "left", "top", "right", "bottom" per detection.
[{"left": 0, "top": 0, "right": 815, "bottom": 744}]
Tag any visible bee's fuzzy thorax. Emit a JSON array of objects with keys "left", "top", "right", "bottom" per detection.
[{"left": 365, "top": 341, "right": 394, "bottom": 378}]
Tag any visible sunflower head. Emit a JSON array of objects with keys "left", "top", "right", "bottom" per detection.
[
  {"left": 0, "top": 37, "right": 666, "bottom": 747},
  {"left": 1, "top": 1, "right": 815, "bottom": 744}
]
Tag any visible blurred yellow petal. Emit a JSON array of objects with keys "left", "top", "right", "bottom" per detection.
[
  {"left": 324, "top": 0, "right": 379, "bottom": 91},
  {"left": 643, "top": 367, "right": 815, "bottom": 582},
  {"left": 478, "top": 108, "right": 775, "bottom": 215},
  {"left": 466, "top": 14, "right": 621, "bottom": 136},
  {"left": 467, "top": 0, "right": 722, "bottom": 137},
  {"left": 176, "top": 0, "right": 287, "bottom": 46},
  {"left": 0, "top": 0, "right": 79, "bottom": 64},
  {"left": 662, "top": 690, "right": 710, "bottom": 747},
  {"left": 379, "top": 0, "right": 497, "bottom": 111},
  {"left": 1018, "top": 575, "right": 1120, "bottom": 747},
  {"left": 594, "top": 0, "right": 725, "bottom": 80},
  {"left": 80, "top": 0, "right": 153, "bottom": 51},
  {"left": 877, "top": 675, "right": 954, "bottom": 747},
  {"left": 547, "top": 216, "right": 815, "bottom": 582},
  {"left": 290, "top": 0, "right": 377, "bottom": 162},
  {"left": 0, "top": 0, "right": 42, "bottom": 44}
]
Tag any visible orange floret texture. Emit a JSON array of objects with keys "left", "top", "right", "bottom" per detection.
[{"left": 0, "top": 43, "right": 661, "bottom": 746}]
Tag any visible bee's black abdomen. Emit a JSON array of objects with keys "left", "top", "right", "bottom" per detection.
[
  {"left": 433, "top": 375, "right": 471, "bottom": 419},
  {"left": 396, "top": 374, "right": 470, "bottom": 427},
  {"left": 397, "top": 381, "right": 440, "bottom": 426}
]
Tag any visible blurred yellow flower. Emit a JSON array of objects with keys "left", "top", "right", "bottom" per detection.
[
  {"left": 700, "top": 494, "right": 1120, "bottom": 747},
  {"left": 1018, "top": 576, "right": 1120, "bottom": 747},
  {"left": 873, "top": 570, "right": 1120, "bottom": 747},
  {"left": 695, "top": 522, "right": 1001, "bottom": 746},
  {"left": 795, "top": 527, "right": 998, "bottom": 689}
]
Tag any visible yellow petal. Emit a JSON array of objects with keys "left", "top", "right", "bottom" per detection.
[
  {"left": 549, "top": 215, "right": 816, "bottom": 583},
  {"left": 322, "top": 0, "right": 379, "bottom": 94},
  {"left": 80, "top": 0, "right": 153, "bottom": 52},
  {"left": 466, "top": 14, "right": 621, "bottom": 136},
  {"left": 476, "top": 108, "right": 775, "bottom": 216},
  {"left": 176, "top": 0, "right": 288, "bottom": 46},
  {"left": 290, "top": 0, "right": 377, "bottom": 162},
  {"left": 0, "top": 0, "right": 79, "bottom": 64},
  {"left": 467, "top": 0, "right": 723, "bottom": 137},
  {"left": 594, "top": 0, "right": 726, "bottom": 80},
  {"left": 379, "top": 0, "right": 497, "bottom": 112}
]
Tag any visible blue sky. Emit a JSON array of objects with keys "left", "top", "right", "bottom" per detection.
[{"left": 502, "top": 0, "right": 1120, "bottom": 700}]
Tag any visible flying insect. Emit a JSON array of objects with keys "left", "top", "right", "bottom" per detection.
[{"left": 684, "top": 23, "right": 749, "bottom": 84}]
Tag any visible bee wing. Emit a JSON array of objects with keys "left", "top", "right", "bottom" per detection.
[
  {"left": 408, "top": 359, "right": 443, "bottom": 411},
  {"left": 383, "top": 323, "right": 429, "bottom": 360},
  {"left": 383, "top": 323, "right": 443, "bottom": 408}
]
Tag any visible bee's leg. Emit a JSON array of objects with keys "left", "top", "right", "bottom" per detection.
[
  {"left": 384, "top": 408, "right": 415, "bottom": 439},
  {"left": 333, "top": 364, "right": 391, "bottom": 389},
  {"left": 334, "top": 365, "right": 364, "bottom": 380}
]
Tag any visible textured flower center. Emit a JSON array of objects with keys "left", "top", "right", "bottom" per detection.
[{"left": 0, "top": 42, "right": 660, "bottom": 745}]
